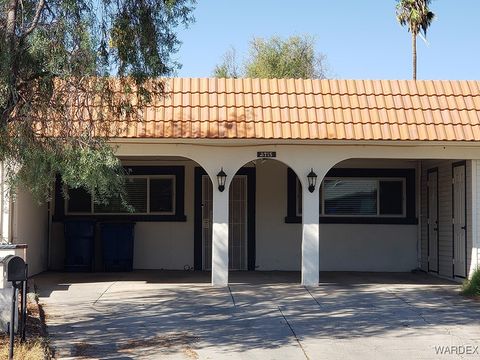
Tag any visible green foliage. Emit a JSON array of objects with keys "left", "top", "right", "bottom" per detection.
[
  {"left": 0, "top": 0, "right": 195, "bottom": 204},
  {"left": 461, "top": 268, "right": 480, "bottom": 297},
  {"left": 212, "top": 47, "right": 240, "bottom": 78},
  {"left": 396, "top": 0, "right": 435, "bottom": 79},
  {"left": 213, "top": 35, "right": 328, "bottom": 79},
  {"left": 396, "top": 0, "right": 435, "bottom": 37}
]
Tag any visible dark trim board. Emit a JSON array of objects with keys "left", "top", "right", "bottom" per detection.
[
  {"left": 286, "top": 167, "right": 418, "bottom": 225},
  {"left": 452, "top": 161, "right": 468, "bottom": 279},
  {"left": 427, "top": 167, "right": 439, "bottom": 274},
  {"left": 194, "top": 167, "right": 256, "bottom": 271},
  {"left": 53, "top": 166, "right": 186, "bottom": 222},
  {"left": 193, "top": 168, "right": 204, "bottom": 271}
]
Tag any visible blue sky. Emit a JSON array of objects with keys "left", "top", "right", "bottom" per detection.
[{"left": 174, "top": 0, "right": 480, "bottom": 80}]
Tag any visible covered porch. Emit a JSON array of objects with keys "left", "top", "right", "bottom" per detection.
[{"left": 44, "top": 142, "right": 480, "bottom": 286}]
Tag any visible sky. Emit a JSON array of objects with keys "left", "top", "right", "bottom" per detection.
[{"left": 173, "top": 0, "right": 480, "bottom": 80}]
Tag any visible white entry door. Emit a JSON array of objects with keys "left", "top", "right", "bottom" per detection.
[
  {"left": 453, "top": 163, "right": 467, "bottom": 278},
  {"left": 202, "top": 175, "right": 248, "bottom": 270},
  {"left": 427, "top": 169, "right": 439, "bottom": 273}
]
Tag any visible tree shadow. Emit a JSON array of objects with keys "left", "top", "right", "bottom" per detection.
[{"left": 34, "top": 271, "right": 480, "bottom": 358}]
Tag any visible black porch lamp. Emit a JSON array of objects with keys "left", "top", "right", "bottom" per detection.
[
  {"left": 217, "top": 168, "right": 227, "bottom": 192},
  {"left": 307, "top": 168, "right": 317, "bottom": 193}
]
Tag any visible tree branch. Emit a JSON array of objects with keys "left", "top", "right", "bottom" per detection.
[{"left": 22, "top": 0, "right": 45, "bottom": 38}]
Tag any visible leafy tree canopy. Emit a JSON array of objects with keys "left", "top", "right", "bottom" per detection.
[
  {"left": 213, "top": 35, "right": 329, "bottom": 79},
  {"left": 0, "top": 0, "right": 195, "bottom": 204}
]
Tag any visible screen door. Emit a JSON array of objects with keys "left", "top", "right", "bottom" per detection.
[{"left": 202, "top": 175, "right": 248, "bottom": 270}]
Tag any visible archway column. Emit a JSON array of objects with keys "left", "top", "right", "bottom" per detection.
[
  {"left": 290, "top": 163, "right": 336, "bottom": 287},
  {"left": 211, "top": 188, "right": 229, "bottom": 286},
  {"left": 301, "top": 182, "right": 320, "bottom": 286}
]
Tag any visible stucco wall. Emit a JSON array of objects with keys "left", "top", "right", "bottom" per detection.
[
  {"left": 319, "top": 224, "right": 417, "bottom": 271},
  {"left": 50, "top": 160, "right": 197, "bottom": 270},
  {"left": 132, "top": 162, "right": 196, "bottom": 269},
  {"left": 50, "top": 158, "right": 419, "bottom": 272},
  {"left": 255, "top": 159, "right": 418, "bottom": 272},
  {"left": 255, "top": 160, "right": 302, "bottom": 270},
  {"left": 12, "top": 188, "right": 48, "bottom": 276}
]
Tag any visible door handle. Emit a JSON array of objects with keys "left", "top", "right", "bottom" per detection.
[
  {"left": 461, "top": 226, "right": 466, "bottom": 230},
  {"left": 434, "top": 228, "right": 438, "bottom": 231}
]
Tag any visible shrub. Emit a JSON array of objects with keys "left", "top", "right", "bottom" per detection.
[{"left": 461, "top": 268, "right": 480, "bottom": 296}]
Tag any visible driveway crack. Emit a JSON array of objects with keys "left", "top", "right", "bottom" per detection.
[
  {"left": 227, "top": 285, "right": 237, "bottom": 308},
  {"left": 92, "top": 281, "right": 117, "bottom": 307},
  {"left": 384, "top": 287, "right": 430, "bottom": 324},
  {"left": 277, "top": 305, "right": 310, "bottom": 360},
  {"left": 304, "top": 286, "right": 323, "bottom": 309}
]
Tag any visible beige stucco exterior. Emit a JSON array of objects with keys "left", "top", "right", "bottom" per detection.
[{"left": 2, "top": 140, "right": 480, "bottom": 285}]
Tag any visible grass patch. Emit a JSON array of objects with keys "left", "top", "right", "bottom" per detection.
[
  {"left": 461, "top": 268, "right": 480, "bottom": 296},
  {"left": 0, "top": 339, "right": 46, "bottom": 360},
  {"left": 0, "top": 288, "right": 52, "bottom": 359}
]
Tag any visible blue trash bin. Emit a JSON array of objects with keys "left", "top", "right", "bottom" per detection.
[
  {"left": 64, "top": 220, "right": 95, "bottom": 272},
  {"left": 100, "top": 222, "right": 135, "bottom": 272}
]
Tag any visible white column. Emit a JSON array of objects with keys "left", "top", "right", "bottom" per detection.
[
  {"left": 211, "top": 188, "right": 229, "bottom": 286},
  {"left": 301, "top": 182, "right": 320, "bottom": 287}
]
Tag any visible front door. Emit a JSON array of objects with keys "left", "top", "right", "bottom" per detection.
[
  {"left": 202, "top": 175, "right": 248, "bottom": 270},
  {"left": 452, "top": 162, "right": 467, "bottom": 278},
  {"left": 427, "top": 169, "right": 439, "bottom": 273}
]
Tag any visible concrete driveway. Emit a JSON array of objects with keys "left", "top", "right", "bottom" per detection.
[{"left": 34, "top": 271, "right": 480, "bottom": 359}]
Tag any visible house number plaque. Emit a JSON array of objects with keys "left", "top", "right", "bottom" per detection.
[{"left": 257, "top": 151, "right": 276, "bottom": 158}]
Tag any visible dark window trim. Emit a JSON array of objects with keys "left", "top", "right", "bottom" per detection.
[
  {"left": 286, "top": 167, "right": 417, "bottom": 225},
  {"left": 427, "top": 167, "right": 440, "bottom": 274},
  {"left": 53, "top": 166, "right": 186, "bottom": 222},
  {"left": 452, "top": 160, "right": 467, "bottom": 278},
  {"left": 194, "top": 167, "right": 256, "bottom": 271}
]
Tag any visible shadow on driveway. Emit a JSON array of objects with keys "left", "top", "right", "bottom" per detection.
[{"left": 33, "top": 271, "right": 480, "bottom": 359}]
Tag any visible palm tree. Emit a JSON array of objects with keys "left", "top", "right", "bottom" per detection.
[{"left": 396, "top": 0, "right": 435, "bottom": 80}]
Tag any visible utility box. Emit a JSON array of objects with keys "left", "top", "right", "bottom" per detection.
[
  {"left": 100, "top": 222, "right": 135, "bottom": 272},
  {"left": 64, "top": 220, "right": 95, "bottom": 272}
]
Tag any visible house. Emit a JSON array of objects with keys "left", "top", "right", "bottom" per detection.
[{"left": 1, "top": 78, "right": 479, "bottom": 287}]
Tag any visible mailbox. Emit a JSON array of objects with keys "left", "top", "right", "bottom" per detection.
[{"left": 2, "top": 255, "right": 27, "bottom": 282}]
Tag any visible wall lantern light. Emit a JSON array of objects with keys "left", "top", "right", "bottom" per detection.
[
  {"left": 307, "top": 168, "right": 317, "bottom": 193},
  {"left": 217, "top": 168, "right": 227, "bottom": 192}
]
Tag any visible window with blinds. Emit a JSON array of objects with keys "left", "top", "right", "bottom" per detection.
[
  {"left": 67, "top": 175, "right": 175, "bottom": 215},
  {"left": 324, "top": 179, "right": 377, "bottom": 216},
  {"left": 295, "top": 177, "right": 405, "bottom": 217}
]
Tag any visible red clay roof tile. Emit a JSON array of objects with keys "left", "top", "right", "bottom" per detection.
[{"left": 51, "top": 78, "right": 480, "bottom": 142}]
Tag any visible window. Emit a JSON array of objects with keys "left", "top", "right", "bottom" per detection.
[
  {"left": 67, "top": 187, "right": 91, "bottom": 213},
  {"left": 296, "top": 178, "right": 302, "bottom": 216},
  {"left": 286, "top": 168, "right": 416, "bottom": 224},
  {"left": 68, "top": 176, "right": 175, "bottom": 215},
  {"left": 150, "top": 178, "right": 174, "bottom": 213},
  {"left": 58, "top": 166, "right": 186, "bottom": 221},
  {"left": 323, "top": 178, "right": 404, "bottom": 217}
]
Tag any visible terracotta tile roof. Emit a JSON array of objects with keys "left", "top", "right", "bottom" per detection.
[{"left": 85, "top": 78, "right": 480, "bottom": 141}]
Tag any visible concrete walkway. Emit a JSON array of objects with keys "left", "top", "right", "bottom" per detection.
[{"left": 33, "top": 271, "right": 480, "bottom": 359}]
